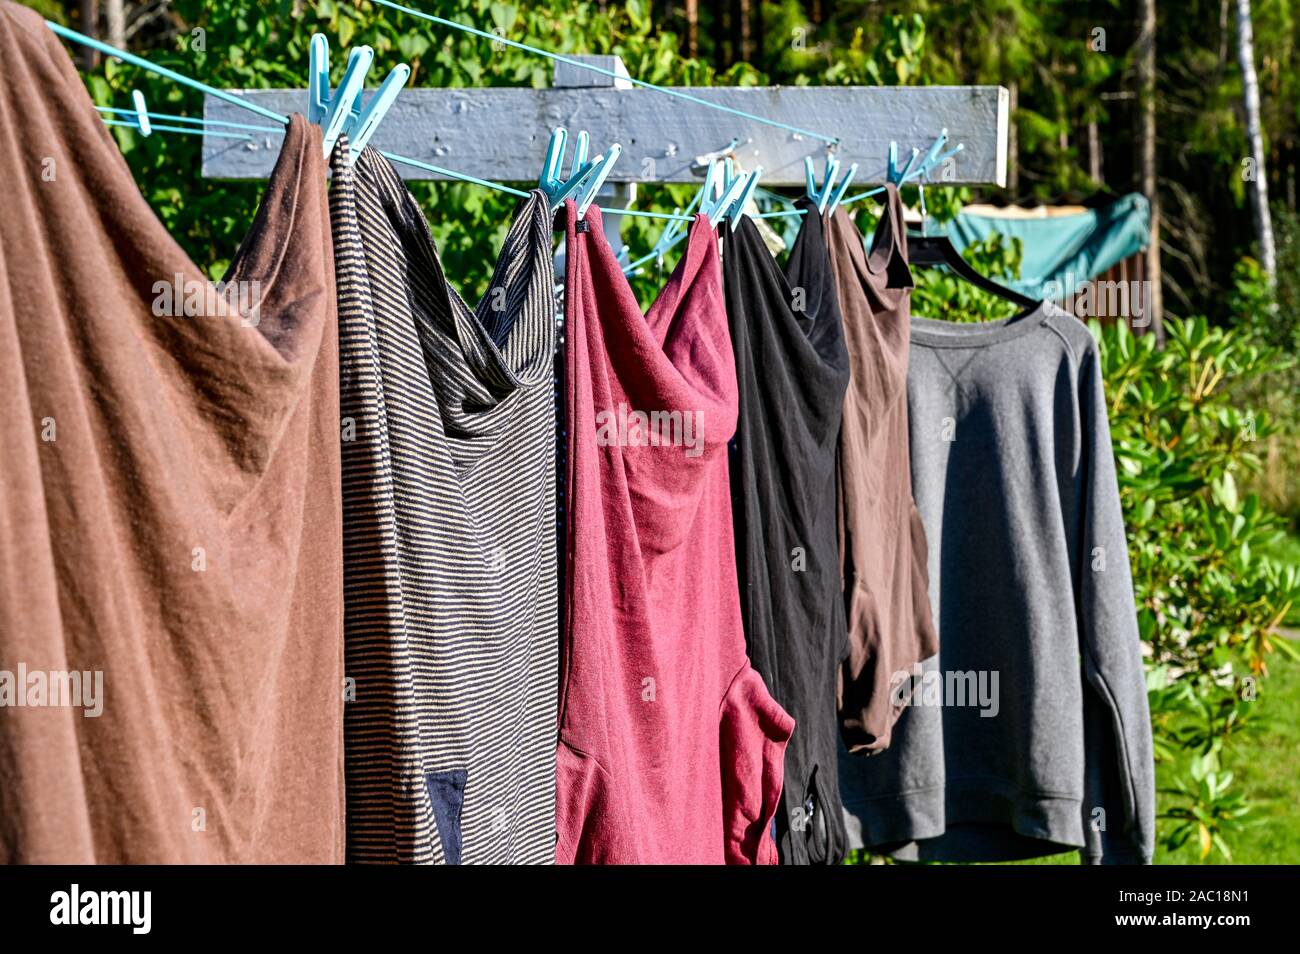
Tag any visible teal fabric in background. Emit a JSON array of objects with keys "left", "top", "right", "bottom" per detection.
[{"left": 935, "top": 193, "right": 1150, "bottom": 299}]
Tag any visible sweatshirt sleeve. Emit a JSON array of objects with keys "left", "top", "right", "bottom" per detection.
[
  {"left": 1075, "top": 339, "right": 1156, "bottom": 864},
  {"left": 719, "top": 663, "right": 795, "bottom": 864}
]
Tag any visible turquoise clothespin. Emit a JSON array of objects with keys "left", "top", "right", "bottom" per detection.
[
  {"left": 698, "top": 160, "right": 733, "bottom": 227},
  {"left": 562, "top": 130, "right": 603, "bottom": 205},
  {"left": 727, "top": 166, "right": 761, "bottom": 231},
  {"left": 347, "top": 63, "right": 411, "bottom": 159},
  {"left": 918, "top": 129, "right": 950, "bottom": 175},
  {"left": 321, "top": 45, "right": 374, "bottom": 158},
  {"left": 806, "top": 155, "right": 845, "bottom": 213},
  {"left": 699, "top": 157, "right": 748, "bottom": 228},
  {"left": 538, "top": 128, "right": 599, "bottom": 207},
  {"left": 307, "top": 34, "right": 330, "bottom": 125},
  {"left": 575, "top": 144, "right": 621, "bottom": 218},
  {"left": 826, "top": 162, "right": 857, "bottom": 213},
  {"left": 704, "top": 164, "right": 749, "bottom": 229},
  {"left": 721, "top": 156, "right": 742, "bottom": 197},
  {"left": 914, "top": 129, "right": 964, "bottom": 183},
  {"left": 569, "top": 130, "right": 589, "bottom": 177},
  {"left": 539, "top": 127, "right": 568, "bottom": 197},
  {"left": 886, "top": 141, "right": 920, "bottom": 185},
  {"left": 131, "top": 89, "right": 151, "bottom": 137}
]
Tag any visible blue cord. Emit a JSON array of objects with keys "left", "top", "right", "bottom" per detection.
[
  {"left": 380, "top": 151, "right": 532, "bottom": 197},
  {"left": 371, "top": 0, "right": 840, "bottom": 146},
  {"left": 47, "top": 21, "right": 289, "bottom": 124},
  {"left": 96, "top": 106, "right": 282, "bottom": 133},
  {"left": 837, "top": 184, "right": 890, "bottom": 207},
  {"left": 101, "top": 118, "right": 254, "bottom": 140}
]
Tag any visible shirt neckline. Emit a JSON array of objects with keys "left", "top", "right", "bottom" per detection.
[{"left": 909, "top": 301, "right": 1051, "bottom": 348}]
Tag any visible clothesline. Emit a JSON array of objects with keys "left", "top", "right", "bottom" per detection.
[
  {"left": 49, "top": 21, "right": 703, "bottom": 222},
  {"left": 370, "top": 0, "right": 841, "bottom": 147},
  {"left": 52, "top": 15, "right": 919, "bottom": 237}
]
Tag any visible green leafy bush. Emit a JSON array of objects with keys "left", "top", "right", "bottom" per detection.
[{"left": 1096, "top": 314, "right": 1299, "bottom": 859}]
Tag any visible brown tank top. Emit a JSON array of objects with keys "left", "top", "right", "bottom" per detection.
[{"left": 828, "top": 184, "right": 938, "bottom": 754}]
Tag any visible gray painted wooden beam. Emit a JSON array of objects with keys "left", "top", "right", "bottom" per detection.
[{"left": 202, "top": 84, "right": 1008, "bottom": 187}]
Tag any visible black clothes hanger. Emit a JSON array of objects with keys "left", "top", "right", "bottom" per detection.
[{"left": 906, "top": 233, "right": 1040, "bottom": 309}]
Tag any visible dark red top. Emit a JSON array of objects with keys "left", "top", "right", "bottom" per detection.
[{"left": 556, "top": 202, "right": 793, "bottom": 864}]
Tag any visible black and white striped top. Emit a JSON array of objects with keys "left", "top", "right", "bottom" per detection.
[{"left": 330, "top": 141, "right": 558, "bottom": 864}]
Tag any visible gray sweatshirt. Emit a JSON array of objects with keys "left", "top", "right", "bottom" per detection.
[{"left": 838, "top": 302, "right": 1156, "bottom": 864}]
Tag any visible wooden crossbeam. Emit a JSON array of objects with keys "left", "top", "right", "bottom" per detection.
[{"left": 202, "top": 59, "right": 1008, "bottom": 187}]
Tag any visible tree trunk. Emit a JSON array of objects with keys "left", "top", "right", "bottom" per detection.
[
  {"left": 1088, "top": 119, "right": 1103, "bottom": 184},
  {"left": 738, "top": 0, "right": 752, "bottom": 62},
  {"left": 1136, "top": 0, "right": 1165, "bottom": 342},
  {"left": 79, "top": 0, "right": 99, "bottom": 70},
  {"left": 105, "top": 0, "right": 125, "bottom": 49},
  {"left": 685, "top": 0, "right": 698, "bottom": 57},
  {"left": 1218, "top": 0, "right": 1230, "bottom": 73},
  {"left": 1235, "top": 0, "right": 1277, "bottom": 281},
  {"left": 1007, "top": 82, "right": 1019, "bottom": 195}
]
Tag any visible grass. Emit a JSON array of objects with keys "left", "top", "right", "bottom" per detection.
[{"left": 1153, "top": 650, "right": 1300, "bottom": 864}]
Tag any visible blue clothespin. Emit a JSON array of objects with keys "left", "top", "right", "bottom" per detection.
[
  {"left": 720, "top": 157, "right": 743, "bottom": 198},
  {"left": 538, "top": 128, "right": 568, "bottom": 198},
  {"left": 575, "top": 144, "right": 621, "bottom": 218},
  {"left": 886, "top": 141, "right": 920, "bottom": 185},
  {"left": 806, "top": 155, "right": 856, "bottom": 214},
  {"left": 347, "top": 63, "right": 410, "bottom": 159},
  {"left": 569, "top": 130, "right": 589, "bottom": 177},
  {"left": 914, "top": 129, "right": 964, "bottom": 183},
  {"left": 538, "top": 128, "right": 599, "bottom": 206},
  {"left": 727, "top": 166, "right": 761, "bottom": 231},
  {"left": 826, "top": 162, "right": 857, "bottom": 213},
  {"left": 699, "top": 160, "right": 742, "bottom": 227},
  {"left": 915, "top": 129, "right": 954, "bottom": 178},
  {"left": 131, "top": 89, "right": 151, "bottom": 137},
  {"left": 565, "top": 130, "right": 604, "bottom": 207},
  {"left": 321, "top": 45, "right": 374, "bottom": 158},
  {"left": 307, "top": 34, "right": 330, "bottom": 125}
]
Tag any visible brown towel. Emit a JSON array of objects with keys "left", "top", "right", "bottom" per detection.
[
  {"left": 0, "top": 2, "right": 343, "bottom": 863},
  {"left": 829, "top": 187, "right": 939, "bottom": 755}
]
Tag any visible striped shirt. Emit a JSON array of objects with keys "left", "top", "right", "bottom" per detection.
[{"left": 330, "top": 142, "right": 557, "bottom": 864}]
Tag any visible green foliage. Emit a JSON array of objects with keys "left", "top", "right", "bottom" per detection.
[
  {"left": 1096, "top": 313, "right": 1300, "bottom": 858},
  {"left": 23, "top": 0, "right": 65, "bottom": 20},
  {"left": 1226, "top": 243, "right": 1300, "bottom": 526},
  {"left": 909, "top": 232, "right": 1024, "bottom": 322}
]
